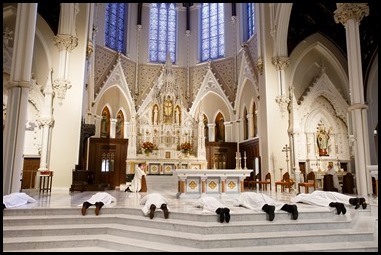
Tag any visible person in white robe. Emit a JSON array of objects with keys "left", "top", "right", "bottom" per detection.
[
  {"left": 126, "top": 163, "right": 147, "bottom": 192},
  {"left": 326, "top": 163, "right": 341, "bottom": 192},
  {"left": 291, "top": 190, "right": 367, "bottom": 215},
  {"left": 233, "top": 192, "right": 298, "bottom": 221},
  {"left": 80, "top": 192, "right": 116, "bottom": 216},
  {"left": 193, "top": 196, "right": 231, "bottom": 223},
  {"left": 3, "top": 192, "right": 37, "bottom": 209},
  {"left": 140, "top": 193, "right": 170, "bottom": 219}
]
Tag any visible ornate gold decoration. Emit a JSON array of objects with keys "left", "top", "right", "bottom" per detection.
[
  {"left": 227, "top": 180, "right": 236, "bottom": 189},
  {"left": 208, "top": 181, "right": 217, "bottom": 190},
  {"left": 188, "top": 181, "right": 197, "bottom": 190},
  {"left": 334, "top": 3, "right": 369, "bottom": 25}
]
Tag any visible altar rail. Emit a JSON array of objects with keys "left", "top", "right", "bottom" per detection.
[{"left": 173, "top": 169, "right": 253, "bottom": 198}]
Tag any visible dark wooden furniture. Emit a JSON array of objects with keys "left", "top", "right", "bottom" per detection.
[
  {"left": 298, "top": 171, "right": 315, "bottom": 193},
  {"left": 258, "top": 172, "right": 271, "bottom": 191},
  {"left": 39, "top": 170, "right": 53, "bottom": 193},
  {"left": 70, "top": 170, "right": 94, "bottom": 192},
  {"left": 342, "top": 172, "right": 355, "bottom": 194},
  {"left": 275, "top": 172, "right": 291, "bottom": 192},
  {"left": 323, "top": 174, "right": 338, "bottom": 192}
]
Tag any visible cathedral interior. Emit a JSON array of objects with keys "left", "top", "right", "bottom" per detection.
[{"left": 2, "top": 3, "right": 378, "bottom": 197}]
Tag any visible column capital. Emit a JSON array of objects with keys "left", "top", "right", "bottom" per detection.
[
  {"left": 54, "top": 34, "right": 78, "bottom": 52},
  {"left": 271, "top": 57, "right": 290, "bottom": 71},
  {"left": 334, "top": 3, "right": 369, "bottom": 25}
]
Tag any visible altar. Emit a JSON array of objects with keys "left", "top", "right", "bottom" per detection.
[{"left": 173, "top": 169, "right": 253, "bottom": 198}]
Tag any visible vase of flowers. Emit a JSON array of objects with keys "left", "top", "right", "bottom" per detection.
[
  {"left": 180, "top": 142, "right": 192, "bottom": 155},
  {"left": 142, "top": 141, "right": 154, "bottom": 155}
]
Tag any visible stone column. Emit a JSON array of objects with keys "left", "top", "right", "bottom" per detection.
[
  {"left": 3, "top": 3, "right": 38, "bottom": 194},
  {"left": 334, "top": 3, "right": 370, "bottom": 196},
  {"left": 272, "top": 57, "right": 290, "bottom": 117}
]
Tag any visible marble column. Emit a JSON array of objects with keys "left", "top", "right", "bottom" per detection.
[
  {"left": 3, "top": 3, "right": 38, "bottom": 194},
  {"left": 334, "top": 3, "right": 370, "bottom": 196}
]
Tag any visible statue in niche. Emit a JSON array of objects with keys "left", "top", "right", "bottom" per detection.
[
  {"left": 316, "top": 122, "right": 332, "bottom": 156},
  {"left": 175, "top": 107, "right": 181, "bottom": 124},
  {"left": 153, "top": 105, "right": 159, "bottom": 125},
  {"left": 216, "top": 115, "right": 225, "bottom": 142},
  {"left": 100, "top": 111, "right": 109, "bottom": 138},
  {"left": 116, "top": 113, "right": 123, "bottom": 138},
  {"left": 163, "top": 95, "right": 173, "bottom": 123}
]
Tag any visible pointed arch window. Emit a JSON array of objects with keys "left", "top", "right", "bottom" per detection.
[
  {"left": 149, "top": 3, "right": 177, "bottom": 63},
  {"left": 105, "top": 3, "right": 128, "bottom": 54},
  {"left": 200, "top": 3, "right": 225, "bottom": 62},
  {"left": 243, "top": 3, "right": 256, "bottom": 42}
]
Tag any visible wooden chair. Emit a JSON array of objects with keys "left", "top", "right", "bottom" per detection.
[
  {"left": 247, "top": 173, "right": 260, "bottom": 190},
  {"left": 275, "top": 172, "right": 291, "bottom": 192},
  {"left": 323, "top": 174, "right": 337, "bottom": 192},
  {"left": 258, "top": 172, "right": 271, "bottom": 191},
  {"left": 298, "top": 171, "right": 316, "bottom": 193}
]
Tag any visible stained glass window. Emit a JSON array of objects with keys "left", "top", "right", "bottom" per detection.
[
  {"left": 149, "top": 3, "right": 177, "bottom": 63},
  {"left": 245, "top": 3, "right": 256, "bottom": 41},
  {"left": 105, "top": 3, "right": 128, "bottom": 54},
  {"left": 200, "top": 3, "right": 225, "bottom": 62}
]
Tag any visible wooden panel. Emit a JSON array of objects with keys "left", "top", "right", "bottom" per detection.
[
  {"left": 88, "top": 138, "right": 128, "bottom": 190},
  {"left": 22, "top": 158, "right": 40, "bottom": 189}
]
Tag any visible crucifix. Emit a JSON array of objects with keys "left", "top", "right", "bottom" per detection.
[{"left": 282, "top": 144, "right": 290, "bottom": 174}]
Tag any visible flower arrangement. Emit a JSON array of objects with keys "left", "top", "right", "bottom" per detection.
[
  {"left": 142, "top": 141, "right": 154, "bottom": 153},
  {"left": 180, "top": 142, "right": 192, "bottom": 153}
]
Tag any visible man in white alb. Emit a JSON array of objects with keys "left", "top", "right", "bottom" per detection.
[
  {"left": 3, "top": 192, "right": 37, "bottom": 210},
  {"left": 125, "top": 163, "right": 146, "bottom": 193},
  {"left": 193, "top": 196, "right": 231, "bottom": 223},
  {"left": 140, "top": 193, "right": 170, "bottom": 219},
  {"left": 81, "top": 192, "right": 116, "bottom": 216}
]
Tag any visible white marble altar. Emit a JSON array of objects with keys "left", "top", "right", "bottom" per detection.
[{"left": 173, "top": 169, "right": 253, "bottom": 198}]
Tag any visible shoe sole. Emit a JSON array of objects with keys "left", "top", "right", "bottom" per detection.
[{"left": 81, "top": 207, "right": 87, "bottom": 216}]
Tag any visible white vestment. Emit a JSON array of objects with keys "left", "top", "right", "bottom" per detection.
[
  {"left": 83, "top": 192, "right": 116, "bottom": 206},
  {"left": 3, "top": 192, "right": 37, "bottom": 208},
  {"left": 140, "top": 193, "right": 170, "bottom": 216},
  {"left": 130, "top": 165, "right": 146, "bottom": 192},
  {"left": 193, "top": 196, "right": 226, "bottom": 213},
  {"left": 291, "top": 190, "right": 354, "bottom": 207},
  {"left": 233, "top": 192, "right": 285, "bottom": 211}
]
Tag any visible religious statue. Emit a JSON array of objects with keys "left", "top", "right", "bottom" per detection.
[
  {"left": 100, "top": 111, "right": 109, "bottom": 138},
  {"left": 153, "top": 105, "right": 159, "bottom": 125},
  {"left": 316, "top": 123, "right": 332, "bottom": 156},
  {"left": 163, "top": 95, "right": 173, "bottom": 123}
]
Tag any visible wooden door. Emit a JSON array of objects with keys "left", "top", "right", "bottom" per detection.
[{"left": 89, "top": 138, "right": 128, "bottom": 189}]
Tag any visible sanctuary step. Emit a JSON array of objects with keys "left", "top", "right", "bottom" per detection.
[{"left": 3, "top": 204, "right": 378, "bottom": 252}]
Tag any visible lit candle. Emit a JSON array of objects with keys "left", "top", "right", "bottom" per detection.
[{"left": 255, "top": 157, "right": 259, "bottom": 175}]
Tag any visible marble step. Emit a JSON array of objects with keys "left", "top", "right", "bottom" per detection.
[
  {"left": 4, "top": 229, "right": 378, "bottom": 252},
  {"left": 3, "top": 213, "right": 355, "bottom": 235},
  {"left": 3, "top": 220, "right": 375, "bottom": 249}
]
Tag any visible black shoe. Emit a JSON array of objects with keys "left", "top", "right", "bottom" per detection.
[
  {"left": 161, "top": 204, "right": 169, "bottom": 219},
  {"left": 149, "top": 204, "right": 156, "bottom": 219},
  {"left": 3, "top": 204, "right": 6, "bottom": 210},
  {"left": 216, "top": 207, "right": 225, "bottom": 223},
  {"left": 125, "top": 187, "right": 132, "bottom": 192},
  {"left": 81, "top": 201, "right": 91, "bottom": 216},
  {"left": 291, "top": 205, "right": 298, "bottom": 220},
  {"left": 95, "top": 202, "right": 104, "bottom": 216},
  {"left": 268, "top": 205, "right": 275, "bottom": 221},
  {"left": 359, "top": 198, "right": 367, "bottom": 209},
  {"left": 329, "top": 202, "right": 341, "bottom": 215},
  {"left": 338, "top": 203, "right": 346, "bottom": 215},
  {"left": 349, "top": 198, "right": 360, "bottom": 209},
  {"left": 223, "top": 208, "right": 230, "bottom": 223}
]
